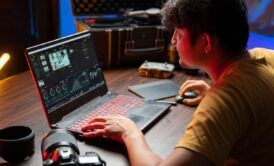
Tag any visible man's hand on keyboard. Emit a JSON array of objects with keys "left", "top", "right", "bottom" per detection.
[{"left": 81, "top": 115, "right": 142, "bottom": 143}]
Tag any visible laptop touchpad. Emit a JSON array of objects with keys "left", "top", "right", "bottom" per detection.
[{"left": 127, "top": 114, "right": 145, "bottom": 124}]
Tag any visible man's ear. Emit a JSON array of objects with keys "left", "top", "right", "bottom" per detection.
[{"left": 201, "top": 33, "right": 212, "bottom": 54}]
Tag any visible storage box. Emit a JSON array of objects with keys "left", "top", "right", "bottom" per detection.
[{"left": 71, "top": 0, "right": 169, "bottom": 68}]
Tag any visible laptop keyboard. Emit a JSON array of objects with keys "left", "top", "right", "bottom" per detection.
[{"left": 68, "top": 95, "right": 145, "bottom": 133}]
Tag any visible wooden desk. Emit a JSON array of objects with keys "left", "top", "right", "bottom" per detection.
[{"left": 0, "top": 67, "right": 210, "bottom": 166}]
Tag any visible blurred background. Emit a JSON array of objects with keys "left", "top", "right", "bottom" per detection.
[{"left": 0, "top": 0, "right": 273, "bottom": 80}]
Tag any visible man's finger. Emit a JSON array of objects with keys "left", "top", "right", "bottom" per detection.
[
  {"left": 183, "top": 96, "right": 203, "bottom": 106},
  {"left": 179, "top": 83, "right": 200, "bottom": 95},
  {"left": 82, "top": 122, "right": 107, "bottom": 131},
  {"left": 83, "top": 129, "right": 106, "bottom": 137}
]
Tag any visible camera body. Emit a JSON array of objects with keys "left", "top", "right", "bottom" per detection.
[{"left": 41, "top": 129, "right": 106, "bottom": 166}]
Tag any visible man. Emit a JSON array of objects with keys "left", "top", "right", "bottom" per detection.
[{"left": 82, "top": 0, "right": 274, "bottom": 165}]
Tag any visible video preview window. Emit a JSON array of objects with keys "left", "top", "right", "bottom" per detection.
[{"left": 49, "top": 49, "right": 71, "bottom": 71}]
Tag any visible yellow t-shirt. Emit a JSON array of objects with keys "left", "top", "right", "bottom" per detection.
[{"left": 176, "top": 48, "right": 274, "bottom": 165}]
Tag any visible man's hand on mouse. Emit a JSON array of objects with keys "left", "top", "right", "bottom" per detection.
[{"left": 178, "top": 80, "right": 211, "bottom": 106}]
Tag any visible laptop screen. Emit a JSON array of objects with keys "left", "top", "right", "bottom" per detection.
[{"left": 26, "top": 31, "right": 108, "bottom": 123}]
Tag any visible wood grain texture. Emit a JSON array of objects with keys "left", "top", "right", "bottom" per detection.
[{"left": 0, "top": 68, "right": 211, "bottom": 166}]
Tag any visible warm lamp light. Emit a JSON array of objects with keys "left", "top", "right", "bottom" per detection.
[{"left": 0, "top": 53, "right": 10, "bottom": 70}]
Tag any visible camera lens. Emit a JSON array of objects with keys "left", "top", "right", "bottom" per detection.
[
  {"left": 41, "top": 129, "right": 79, "bottom": 161},
  {"left": 41, "top": 129, "right": 106, "bottom": 166}
]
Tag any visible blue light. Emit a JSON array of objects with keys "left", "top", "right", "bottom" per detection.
[
  {"left": 59, "top": 0, "right": 76, "bottom": 37},
  {"left": 248, "top": 32, "right": 274, "bottom": 50}
]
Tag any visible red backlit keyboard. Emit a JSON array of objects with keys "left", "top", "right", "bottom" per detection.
[{"left": 68, "top": 95, "right": 144, "bottom": 133}]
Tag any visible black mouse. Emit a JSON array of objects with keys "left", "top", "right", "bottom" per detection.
[{"left": 175, "top": 91, "right": 198, "bottom": 104}]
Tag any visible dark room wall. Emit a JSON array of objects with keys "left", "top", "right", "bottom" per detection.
[{"left": 0, "top": 0, "right": 59, "bottom": 80}]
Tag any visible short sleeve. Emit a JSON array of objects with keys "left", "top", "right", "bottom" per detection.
[{"left": 176, "top": 87, "right": 246, "bottom": 165}]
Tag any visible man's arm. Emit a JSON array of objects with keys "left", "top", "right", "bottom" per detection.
[
  {"left": 82, "top": 115, "right": 213, "bottom": 166},
  {"left": 124, "top": 131, "right": 213, "bottom": 166},
  {"left": 122, "top": 131, "right": 162, "bottom": 166},
  {"left": 161, "top": 148, "right": 214, "bottom": 166}
]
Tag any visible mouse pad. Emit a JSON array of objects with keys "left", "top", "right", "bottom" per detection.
[{"left": 128, "top": 80, "right": 180, "bottom": 100}]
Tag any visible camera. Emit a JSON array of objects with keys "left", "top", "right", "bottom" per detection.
[{"left": 41, "top": 129, "right": 106, "bottom": 166}]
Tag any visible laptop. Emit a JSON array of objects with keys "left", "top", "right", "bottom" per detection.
[{"left": 25, "top": 30, "right": 170, "bottom": 135}]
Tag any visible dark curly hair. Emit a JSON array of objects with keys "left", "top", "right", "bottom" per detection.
[{"left": 161, "top": 0, "right": 249, "bottom": 53}]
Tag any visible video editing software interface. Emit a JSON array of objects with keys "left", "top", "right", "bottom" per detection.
[{"left": 27, "top": 33, "right": 105, "bottom": 113}]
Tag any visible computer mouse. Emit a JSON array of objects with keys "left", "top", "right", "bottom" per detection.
[
  {"left": 175, "top": 91, "right": 198, "bottom": 104},
  {"left": 175, "top": 95, "right": 184, "bottom": 103}
]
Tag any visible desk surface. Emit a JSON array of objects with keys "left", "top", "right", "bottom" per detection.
[{"left": 0, "top": 67, "right": 210, "bottom": 166}]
